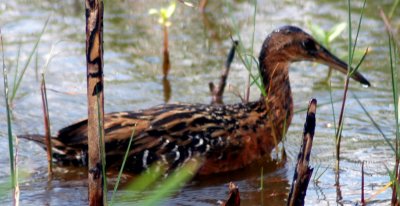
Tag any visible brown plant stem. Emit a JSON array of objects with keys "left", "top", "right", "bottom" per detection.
[
  {"left": 335, "top": 75, "right": 350, "bottom": 172},
  {"left": 287, "top": 99, "right": 317, "bottom": 206},
  {"left": 40, "top": 75, "right": 52, "bottom": 176},
  {"left": 163, "top": 25, "right": 170, "bottom": 78},
  {"left": 380, "top": 9, "right": 399, "bottom": 46},
  {"left": 85, "top": 0, "right": 105, "bottom": 205},
  {"left": 209, "top": 41, "right": 238, "bottom": 104},
  {"left": 199, "top": 0, "right": 208, "bottom": 13}
]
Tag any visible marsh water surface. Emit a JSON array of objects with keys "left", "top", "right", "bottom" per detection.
[{"left": 0, "top": 0, "right": 398, "bottom": 205}]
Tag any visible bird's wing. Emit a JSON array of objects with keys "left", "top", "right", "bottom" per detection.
[{"left": 54, "top": 103, "right": 240, "bottom": 168}]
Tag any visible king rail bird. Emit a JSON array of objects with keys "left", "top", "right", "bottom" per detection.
[{"left": 19, "top": 26, "right": 370, "bottom": 175}]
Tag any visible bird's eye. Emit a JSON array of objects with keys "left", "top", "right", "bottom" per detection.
[{"left": 302, "top": 39, "right": 317, "bottom": 51}]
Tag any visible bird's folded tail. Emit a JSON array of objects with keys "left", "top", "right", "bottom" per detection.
[{"left": 18, "top": 134, "right": 88, "bottom": 166}]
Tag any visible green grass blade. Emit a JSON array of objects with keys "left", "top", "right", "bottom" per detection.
[
  {"left": 350, "top": 0, "right": 367, "bottom": 64},
  {"left": 307, "top": 22, "right": 326, "bottom": 45},
  {"left": 388, "top": 32, "right": 399, "bottom": 159},
  {"left": 329, "top": 81, "right": 337, "bottom": 133},
  {"left": 115, "top": 163, "right": 167, "bottom": 203},
  {"left": 347, "top": 0, "right": 353, "bottom": 69},
  {"left": 110, "top": 127, "right": 136, "bottom": 206},
  {"left": 386, "top": 165, "right": 400, "bottom": 201},
  {"left": 350, "top": 47, "right": 368, "bottom": 77},
  {"left": 12, "top": 41, "right": 22, "bottom": 97},
  {"left": 328, "top": 22, "right": 347, "bottom": 43},
  {"left": 126, "top": 164, "right": 166, "bottom": 192},
  {"left": 1, "top": 29, "right": 16, "bottom": 190},
  {"left": 314, "top": 165, "right": 329, "bottom": 182},
  {"left": 10, "top": 15, "right": 50, "bottom": 102},
  {"left": 352, "top": 92, "right": 395, "bottom": 152},
  {"left": 389, "top": 0, "right": 400, "bottom": 19},
  {"left": 227, "top": 0, "right": 265, "bottom": 97},
  {"left": 140, "top": 159, "right": 201, "bottom": 206}
]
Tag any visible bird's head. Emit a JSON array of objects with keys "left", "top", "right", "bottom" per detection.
[{"left": 259, "top": 25, "right": 370, "bottom": 86}]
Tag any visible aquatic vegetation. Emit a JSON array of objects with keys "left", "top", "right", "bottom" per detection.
[
  {"left": 40, "top": 43, "right": 58, "bottom": 176},
  {"left": 149, "top": 1, "right": 176, "bottom": 78},
  {"left": 1, "top": 29, "right": 18, "bottom": 206},
  {"left": 1, "top": 0, "right": 400, "bottom": 205},
  {"left": 307, "top": 21, "right": 346, "bottom": 83},
  {"left": 335, "top": 0, "right": 367, "bottom": 173},
  {"left": 10, "top": 16, "right": 50, "bottom": 104}
]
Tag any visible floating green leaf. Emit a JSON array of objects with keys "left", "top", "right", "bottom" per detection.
[{"left": 328, "top": 22, "right": 347, "bottom": 42}]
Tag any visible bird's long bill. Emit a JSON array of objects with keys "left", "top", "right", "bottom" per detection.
[{"left": 315, "top": 47, "right": 371, "bottom": 87}]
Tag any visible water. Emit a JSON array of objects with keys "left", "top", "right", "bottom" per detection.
[{"left": 0, "top": 0, "right": 398, "bottom": 205}]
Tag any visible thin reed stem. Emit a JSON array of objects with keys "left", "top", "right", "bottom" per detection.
[
  {"left": 40, "top": 74, "right": 52, "bottom": 176},
  {"left": 110, "top": 128, "right": 136, "bottom": 206},
  {"left": 1, "top": 29, "right": 18, "bottom": 205},
  {"left": 10, "top": 16, "right": 50, "bottom": 103},
  {"left": 335, "top": 0, "right": 367, "bottom": 173}
]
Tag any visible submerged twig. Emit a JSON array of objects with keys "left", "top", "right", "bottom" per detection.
[
  {"left": 361, "top": 161, "right": 365, "bottom": 205},
  {"left": 287, "top": 99, "right": 317, "bottom": 206},
  {"left": 209, "top": 41, "right": 238, "bottom": 104}
]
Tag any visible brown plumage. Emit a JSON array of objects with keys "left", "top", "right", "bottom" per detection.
[{"left": 19, "top": 26, "right": 370, "bottom": 175}]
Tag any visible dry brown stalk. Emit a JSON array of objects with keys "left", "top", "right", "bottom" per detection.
[
  {"left": 209, "top": 41, "right": 238, "bottom": 104},
  {"left": 85, "top": 0, "right": 106, "bottom": 205},
  {"left": 40, "top": 77, "right": 52, "bottom": 176}
]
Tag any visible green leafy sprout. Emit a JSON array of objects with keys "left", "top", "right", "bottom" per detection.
[{"left": 149, "top": 1, "right": 176, "bottom": 27}]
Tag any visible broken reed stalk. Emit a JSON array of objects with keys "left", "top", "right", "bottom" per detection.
[
  {"left": 221, "top": 182, "right": 240, "bottom": 206},
  {"left": 1, "top": 29, "right": 18, "bottom": 205},
  {"left": 209, "top": 41, "right": 238, "bottom": 104},
  {"left": 85, "top": 0, "right": 106, "bottom": 205},
  {"left": 162, "top": 24, "right": 170, "bottom": 78},
  {"left": 287, "top": 99, "right": 317, "bottom": 206},
  {"left": 40, "top": 74, "right": 52, "bottom": 176}
]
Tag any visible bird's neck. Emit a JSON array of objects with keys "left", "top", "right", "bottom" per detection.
[{"left": 258, "top": 58, "right": 294, "bottom": 136}]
